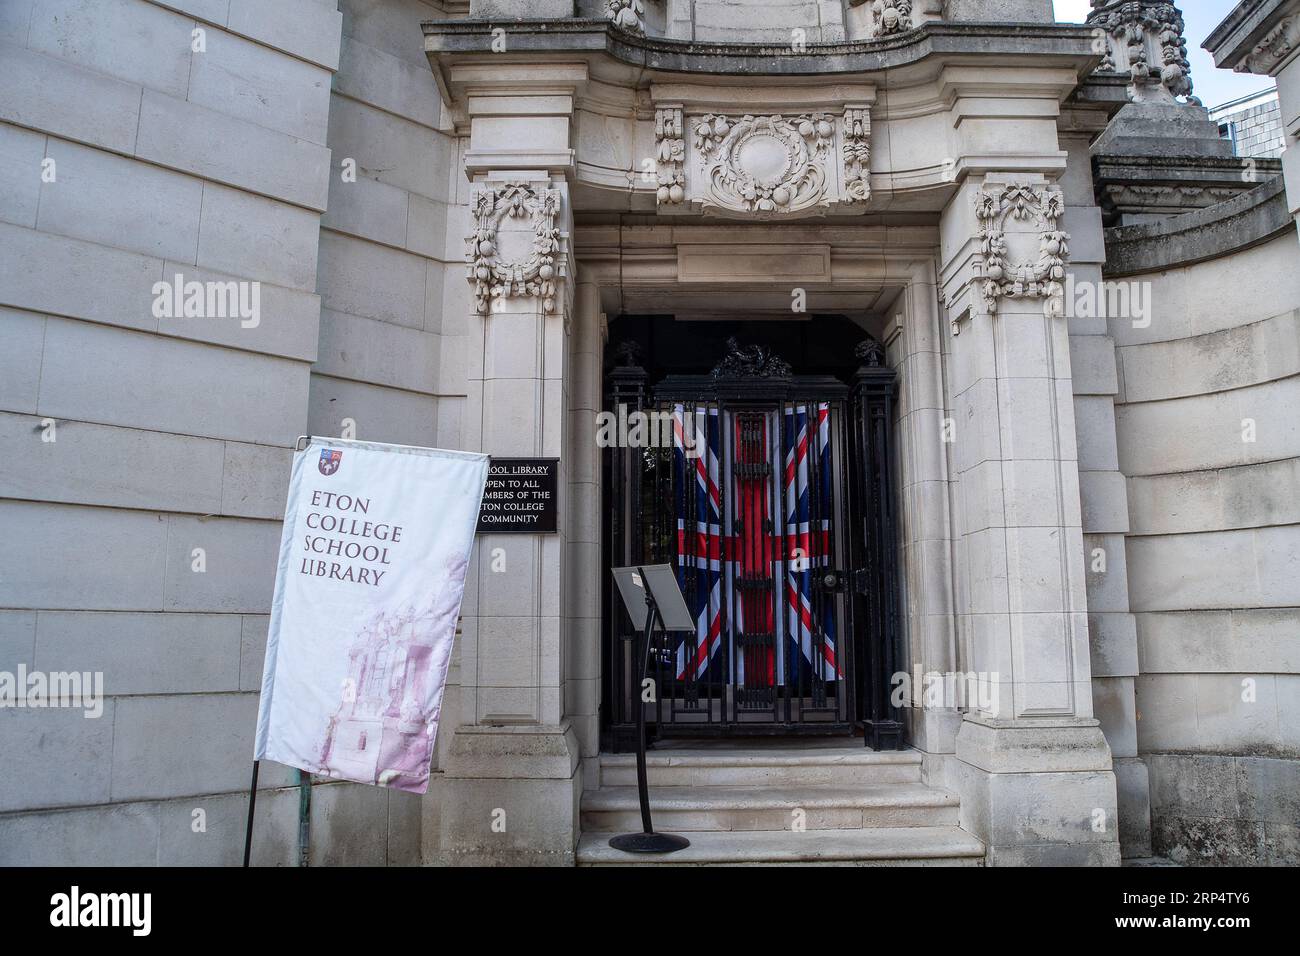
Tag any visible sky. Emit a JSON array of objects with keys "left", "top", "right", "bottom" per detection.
[{"left": 1053, "top": 0, "right": 1277, "bottom": 108}]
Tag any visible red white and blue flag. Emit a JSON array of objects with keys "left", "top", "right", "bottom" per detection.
[{"left": 671, "top": 403, "right": 840, "bottom": 689}]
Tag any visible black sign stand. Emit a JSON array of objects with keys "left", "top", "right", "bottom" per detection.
[{"left": 609, "top": 566, "right": 691, "bottom": 854}]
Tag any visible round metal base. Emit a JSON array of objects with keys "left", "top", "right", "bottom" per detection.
[{"left": 608, "top": 832, "right": 691, "bottom": 854}]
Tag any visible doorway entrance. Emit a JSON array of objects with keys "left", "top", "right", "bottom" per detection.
[{"left": 602, "top": 319, "right": 904, "bottom": 751}]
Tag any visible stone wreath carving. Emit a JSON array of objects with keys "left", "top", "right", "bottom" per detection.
[
  {"left": 654, "top": 107, "right": 686, "bottom": 206},
  {"left": 1086, "top": 1, "right": 1194, "bottom": 101},
  {"left": 693, "top": 113, "right": 834, "bottom": 216},
  {"left": 466, "top": 182, "right": 567, "bottom": 315},
  {"left": 843, "top": 108, "right": 872, "bottom": 203},
  {"left": 711, "top": 337, "right": 793, "bottom": 379},
  {"left": 606, "top": 0, "right": 646, "bottom": 34},
  {"left": 973, "top": 181, "right": 1070, "bottom": 319}
]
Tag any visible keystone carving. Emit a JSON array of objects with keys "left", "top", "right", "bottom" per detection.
[
  {"left": 973, "top": 181, "right": 1070, "bottom": 319},
  {"left": 466, "top": 182, "right": 568, "bottom": 315},
  {"left": 693, "top": 112, "right": 835, "bottom": 217}
]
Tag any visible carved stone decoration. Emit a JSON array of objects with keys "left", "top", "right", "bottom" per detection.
[
  {"left": 654, "top": 107, "right": 686, "bottom": 206},
  {"left": 842, "top": 108, "right": 872, "bottom": 203},
  {"left": 692, "top": 113, "right": 834, "bottom": 217},
  {"left": 466, "top": 181, "right": 568, "bottom": 315},
  {"left": 1236, "top": 15, "right": 1300, "bottom": 76},
  {"left": 973, "top": 181, "right": 1070, "bottom": 319},
  {"left": 871, "top": 0, "right": 913, "bottom": 37},
  {"left": 1086, "top": 1, "right": 1195, "bottom": 102},
  {"left": 710, "top": 337, "right": 793, "bottom": 379},
  {"left": 606, "top": 0, "right": 645, "bottom": 35}
]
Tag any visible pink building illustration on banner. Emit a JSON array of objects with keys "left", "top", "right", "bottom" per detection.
[{"left": 318, "top": 554, "right": 468, "bottom": 792}]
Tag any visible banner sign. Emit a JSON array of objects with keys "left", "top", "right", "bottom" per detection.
[
  {"left": 476, "top": 458, "right": 559, "bottom": 534},
  {"left": 254, "top": 437, "right": 489, "bottom": 793}
]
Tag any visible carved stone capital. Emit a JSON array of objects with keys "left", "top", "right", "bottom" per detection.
[
  {"left": 465, "top": 181, "right": 569, "bottom": 315},
  {"left": 972, "top": 180, "right": 1070, "bottom": 320}
]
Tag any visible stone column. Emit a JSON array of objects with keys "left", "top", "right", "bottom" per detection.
[{"left": 940, "top": 172, "right": 1121, "bottom": 866}]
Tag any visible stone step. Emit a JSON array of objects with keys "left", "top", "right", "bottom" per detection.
[
  {"left": 577, "top": 826, "right": 985, "bottom": 866},
  {"left": 599, "top": 746, "right": 922, "bottom": 788},
  {"left": 581, "top": 783, "right": 960, "bottom": 832}
]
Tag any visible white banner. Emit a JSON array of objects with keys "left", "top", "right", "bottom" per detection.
[{"left": 254, "top": 437, "right": 489, "bottom": 793}]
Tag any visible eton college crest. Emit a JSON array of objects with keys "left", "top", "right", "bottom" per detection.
[{"left": 318, "top": 449, "right": 342, "bottom": 476}]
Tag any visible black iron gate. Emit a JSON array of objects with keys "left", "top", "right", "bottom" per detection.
[{"left": 603, "top": 337, "right": 903, "bottom": 750}]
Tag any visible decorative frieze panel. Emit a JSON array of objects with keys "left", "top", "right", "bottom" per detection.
[
  {"left": 466, "top": 181, "right": 568, "bottom": 314},
  {"left": 973, "top": 180, "right": 1070, "bottom": 319},
  {"left": 694, "top": 112, "right": 834, "bottom": 216},
  {"left": 650, "top": 101, "right": 874, "bottom": 218}
]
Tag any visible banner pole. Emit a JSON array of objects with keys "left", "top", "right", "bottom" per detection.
[
  {"left": 297, "top": 770, "right": 312, "bottom": 867},
  {"left": 242, "top": 760, "right": 260, "bottom": 867}
]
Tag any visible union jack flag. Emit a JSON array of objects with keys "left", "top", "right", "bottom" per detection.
[{"left": 671, "top": 403, "right": 840, "bottom": 691}]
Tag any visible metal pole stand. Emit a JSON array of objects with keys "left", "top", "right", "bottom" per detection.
[{"left": 608, "top": 582, "right": 690, "bottom": 854}]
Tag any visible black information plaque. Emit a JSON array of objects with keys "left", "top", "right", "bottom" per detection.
[{"left": 476, "top": 458, "right": 559, "bottom": 534}]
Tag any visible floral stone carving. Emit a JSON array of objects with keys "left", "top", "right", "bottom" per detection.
[
  {"left": 973, "top": 181, "right": 1070, "bottom": 319},
  {"left": 654, "top": 107, "right": 686, "bottom": 206},
  {"left": 466, "top": 182, "right": 567, "bottom": 315},
  {"left": 842, "top": 108, "right": 872, "bottom": 203},
  {"left": 693, "top": 112, "right": 834, "bottom": 217}
]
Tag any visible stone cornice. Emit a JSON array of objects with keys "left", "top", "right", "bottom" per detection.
[
  {"left": 423, "top": 18, "right": 1101, "bottom": 90},
  {"left": 1204, "top": 0, "right": 1300, "bottom": 75},
  {"left": 1103, "top": 175, "right": 1293, "bottom": 277}
]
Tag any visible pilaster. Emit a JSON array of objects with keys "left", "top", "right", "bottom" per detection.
[
  {"left": 940, "top": 170, "right": 1121, "bottom": 865},
  {"left": 434, "top": 67, "right": 584, "bottom": 862}
]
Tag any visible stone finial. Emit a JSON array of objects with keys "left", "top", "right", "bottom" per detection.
[{"left": 1086, "top": 1, "right": 1196, "bottom": 103}]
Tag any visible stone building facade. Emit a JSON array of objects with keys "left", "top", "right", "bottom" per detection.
[{"left": 0, "top": 0, "right": 1295, "bottom": 866}]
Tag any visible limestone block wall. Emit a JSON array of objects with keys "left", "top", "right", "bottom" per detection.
[
  {"left": 310, "top": 0, "right": 475, "bottom": 864},
  {"left": 1106, "top": 184, "right": 1300, "bottom": 865},
  {"left": 0, "top": 0, "right": 418, "bottom": 865}
]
